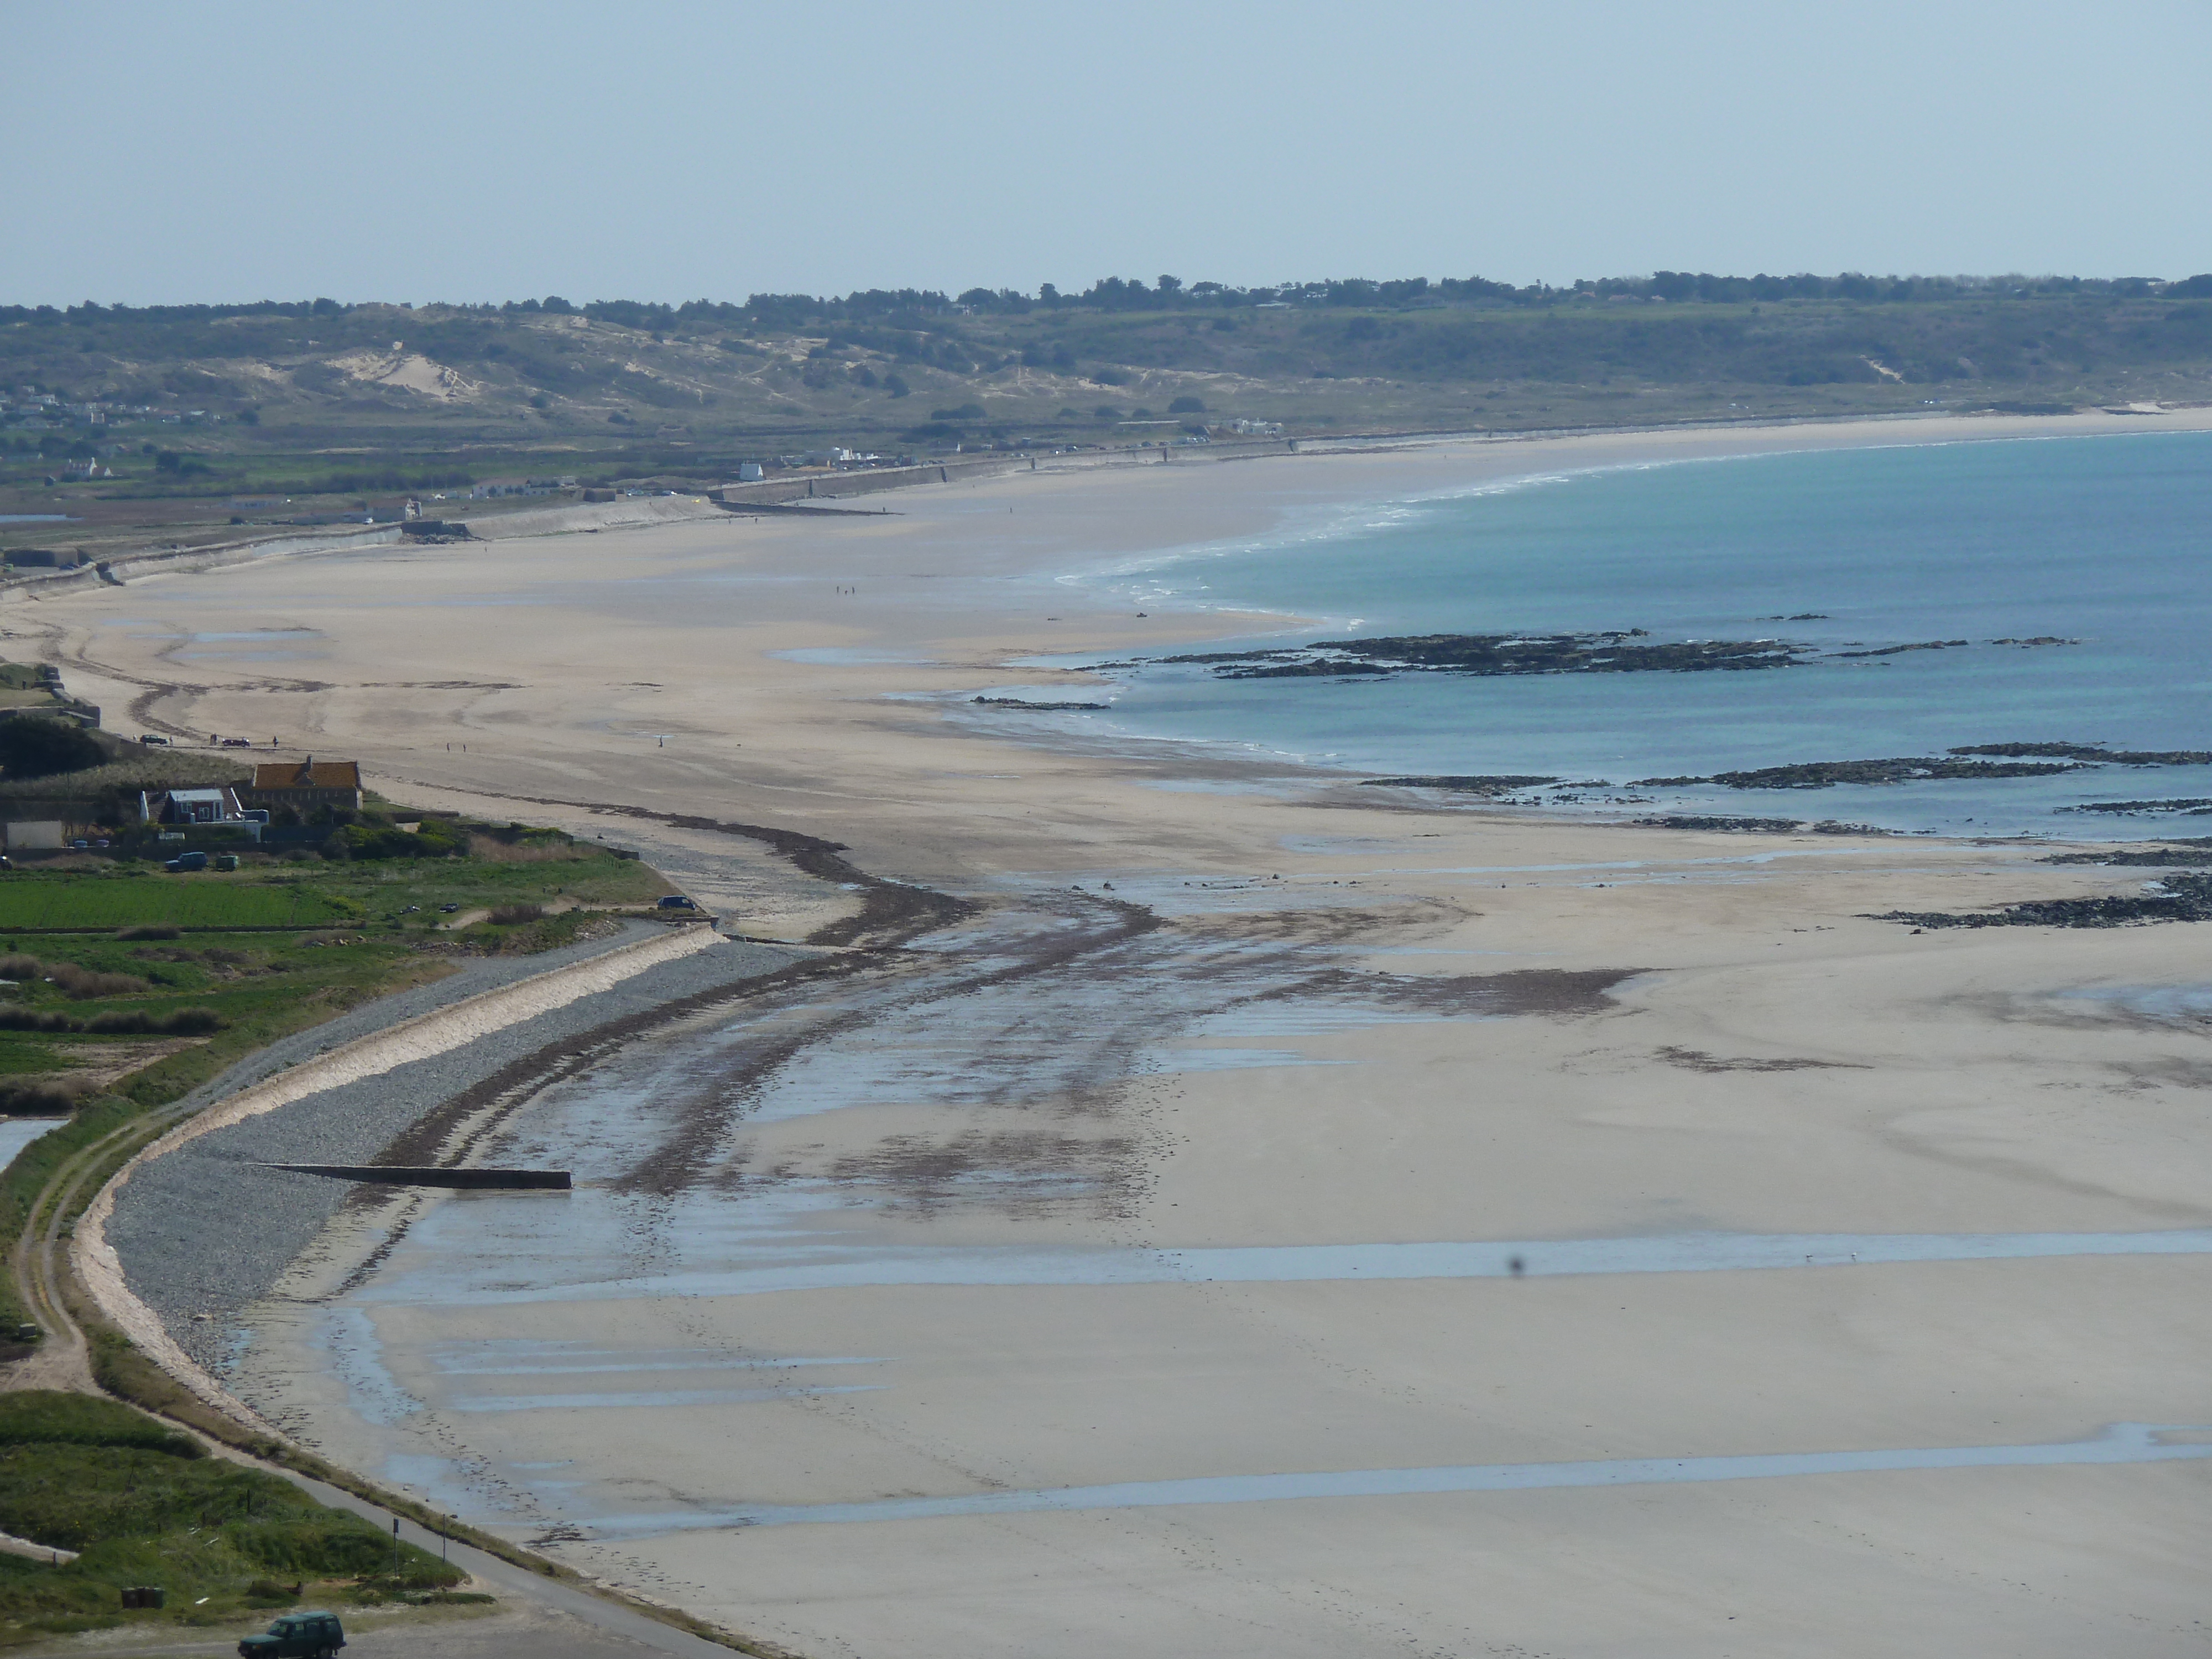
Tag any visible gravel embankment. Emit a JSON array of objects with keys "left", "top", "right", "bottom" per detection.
[{"left": 107, "top": 926, "right": 799, "bottom": 1373}]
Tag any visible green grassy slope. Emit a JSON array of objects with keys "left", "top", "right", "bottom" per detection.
[{"left": 0, "top": 1392, "right": 462, "bottom": 1646}]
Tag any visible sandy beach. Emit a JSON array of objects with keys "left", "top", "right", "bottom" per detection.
[{"left": 26, "top": 410, "right": 2212, "bottom": 1657}]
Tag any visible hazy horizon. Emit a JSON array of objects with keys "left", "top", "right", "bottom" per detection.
[
  {"left": 8, "top": 0, "right": 2209, "bottom": 309},
  {"left": 13, "top": 267, "right": 2209, "bottom": 315}
]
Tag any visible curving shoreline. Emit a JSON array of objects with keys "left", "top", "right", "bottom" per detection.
[
  {"left": 25, "top": 406, "right": 2212, "bottom": 1659},
  {"left": 77, "top": 921, "right": 773, "bottom": 1431}
]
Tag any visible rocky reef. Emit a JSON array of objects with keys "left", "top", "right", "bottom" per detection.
[
  {"left": 1871, "top": 872, "right": 2212, "bottom": 929},
  {"left": 1359, "top": 774, "right": 1559, "bottom": 794},
  {"left": 970, "top": 697, "right": 1113, "bottom": 711},
  {"left": 1634, "top": 756, "right": 2080, "bottom": 789},
  {"left": 2065, "top": 798, "right": 2212, "bottom": 815},
  {"left": 1126, "top": 630, "right": 2096, "bottom": 685},
  {"left": 2043, "top": 841, "right": 2212, "bottom": 867},
  {"left": 1634, "top": 742, "right": 2212, "bottom": 791},
  {"left": 1156, "top": 630, "right": 1805, "bottom": 680}
]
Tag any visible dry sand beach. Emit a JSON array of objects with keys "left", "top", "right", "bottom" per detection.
[{"left": 23, "top": 412, "right": 2212, "bottom": 1657}]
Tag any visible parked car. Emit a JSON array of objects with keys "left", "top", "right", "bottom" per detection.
[
  {"left": 221, "top": 737, "right": 253, "bottom": 748},
  {"left": 656, "top": 895, "right": 698, "bottom": 910},
  {"left": 164, "top": 851, "right": 209, "bottom": 873},
  {"left": 138, "top": 734, "right": 170, "bottom": 746},
  {"left": 238, "top": 1610, "right": 345, "bottom": 1659}
]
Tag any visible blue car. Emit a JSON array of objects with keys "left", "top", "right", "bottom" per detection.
[{"left": 238, "top": 1610, "right": 344, "bottom": 1658}]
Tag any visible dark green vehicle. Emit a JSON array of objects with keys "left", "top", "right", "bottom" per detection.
[{"left": 238, "top": 1610, "right": 345, "bottom": 1658}]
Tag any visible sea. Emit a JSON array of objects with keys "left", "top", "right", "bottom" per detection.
[{"left": 1035, "top": 429, "right": 2212, "bottom": 839}]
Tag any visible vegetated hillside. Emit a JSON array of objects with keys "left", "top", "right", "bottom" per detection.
[{"left": 5, "top": 273, "right": 2210, "bottom": 500}]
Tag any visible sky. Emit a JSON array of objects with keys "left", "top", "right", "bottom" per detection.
[{"left": 7, "top": 1, "right": 2210, "bottom": 306}]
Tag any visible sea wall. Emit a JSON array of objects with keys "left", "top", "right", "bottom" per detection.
[
  {"left": 713, "top": 440, "right": 1304, "bottom": 508},
  {"left": 0, "top": 526, "right": 404, "bottom": 597},
  {"left": 75, "top": 922, "right": 772, "bottom": 1432},
  {"left": 715, "top": 454, "right": 1034, "bottom": 507},
  {"left": 457, "top": 493, "right": 722, "bottom": 540}
]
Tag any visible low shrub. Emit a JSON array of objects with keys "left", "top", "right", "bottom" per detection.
[
  {"left": 0, "top": 718, "right": 105, "bottom": 780},
  {"left": 0, "top": 1005, "right": 225, "bottom": 1037},
  {"left": 0, "top": 1010, "right": 74, "bottom": 1033},
  {"left": 50, "top": 964, "right": 153, "bottom": 1001},
  {"left": 466, "top": 832, "right": 583, "bottom": 862},
  {"left": 85, "top": 1006, "right": 224, "bottom": 1036},
  {"left": 0, "top": 1078, "right": 84, "bottom": 1115},
  {"left": 486, "top": 903, "right": 544, "bottom": 925},
  {"left": 116, "top": 925, "right": 181, "bottom": 941}
]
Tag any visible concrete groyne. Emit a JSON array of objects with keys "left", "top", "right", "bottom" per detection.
[{"left": 74, "top": 922, "right": 726, "bottom": 1433}]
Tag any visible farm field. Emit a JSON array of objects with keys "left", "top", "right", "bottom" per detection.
[{"left": 0, "top": 876, "right": 352, "bottom": 933}]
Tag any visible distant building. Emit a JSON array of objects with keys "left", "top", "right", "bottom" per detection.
[
  {"left": 240, "top": 757, "right": 363, "bottom": 815},
  {"left": 140, "top": 787, "right": 261, "bottom": 836},
  {"left": 470, "top": 476, "right": 576, "bottom": 499},
  {"left": 736, "top": 462, "right": 764, "bottom": 482},
  {"left": 3, "top": 822, "right": 65, "bottom": 851}
]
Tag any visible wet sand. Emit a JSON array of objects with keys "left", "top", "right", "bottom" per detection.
[{"left": 24, "top": 411, "right": 2212, "bottom": 1658}]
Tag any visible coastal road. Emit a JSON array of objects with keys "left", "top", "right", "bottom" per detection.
[
  {"left": 234, "top": 1458, "right": 739, "bottom": 1658},
  {"left": 7, "top": 1130, "right": 752, "bottom": 1659},
  {"left": 0, "top": 940, "right": 784, "bottom": 1659}
]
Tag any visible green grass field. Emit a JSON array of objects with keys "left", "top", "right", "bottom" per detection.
[
  {"left": 0, "top": 877, "right": 356, "bottom": 932},
  {"left": 0, "top": 826, "right": 672, "bottom": 1334},
  {"left": 0, "top": 1392, "right": 462, "bottom": 1645}
]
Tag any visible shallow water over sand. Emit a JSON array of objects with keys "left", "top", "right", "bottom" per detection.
[
  {"left": 603, "top": 1421, "right": 2212, "bottom": 1533},
  {"left": 356, "top": 1201, "right": 2212, "bottom": 1306}
]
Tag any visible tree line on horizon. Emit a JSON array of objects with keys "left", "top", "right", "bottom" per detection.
[{"left": 9, "top": 269, "right": 2211, "bottom": 335}]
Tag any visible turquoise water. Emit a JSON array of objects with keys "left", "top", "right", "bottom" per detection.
[{"left": 1064, "top": 431, "right": 2212, "bottom": 837}]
